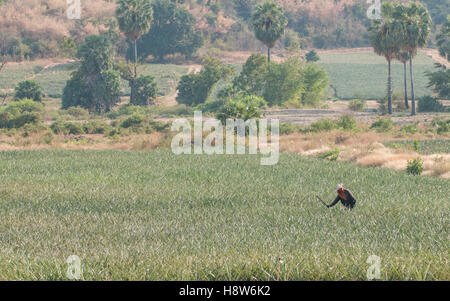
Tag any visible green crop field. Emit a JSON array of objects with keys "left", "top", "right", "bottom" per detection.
[
  {"left": 0, "top": 150, "right": 448, "bottom": 280},
  {"left": 318, "top": 51, "right": 435, "bottom": 100},
  {"left": 384, "top": 139, "right": 450, "bottom": 155},
  {"left": 0, "top": 62, "right": 188, "bottom": 98}
]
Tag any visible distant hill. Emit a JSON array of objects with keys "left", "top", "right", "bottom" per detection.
[{"left": 0, "top": 0, "right": 448, "bottom": 61}]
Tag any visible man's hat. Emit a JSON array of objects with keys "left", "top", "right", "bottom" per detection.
[{"left": 336, "top": 184, "right": 343, "bottom": 191}]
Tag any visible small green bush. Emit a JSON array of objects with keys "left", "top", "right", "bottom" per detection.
[
  {"left": 318, "top": 148, "right": 340, "bottom": 161},
  {"left": 82, "top": 121, "right": 112, "bottom": 134},
  {"left": 337, "top": 115, "right": 357, "bottom": 131},
  {"left": 348, "top": 99, "right": 366, "bottom": 112},
  {"left": 310, "top": 118, "right": 335, "bottom": 132},
  {"left": 406, "top": 158, "right": 423, "bottom": 176},
  {"left": 62, "top": 106, "right": 90, "bottom": 118},
  {"left": 400, "top": 123, "right": 419, "bottom": 134},
  {"left": 418, "top": 96, "right": 445, "bottom": 112},
  {"left": 50, "top": 121, "right": 85, "bottom": 135},
  {"left": 120, "top": 113, "right": 145, "bottom": 129},
  {"left": 280, "top": 123, "right": 300, "bottom": 135},
  {"left": 370, "top": 118, "right": 393, "bottom": 132}
]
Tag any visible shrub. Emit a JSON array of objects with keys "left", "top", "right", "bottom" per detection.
[
  {"left": 62, "top": 107, "right": 90, "bottom": 118},
  {"left": 0, "top": 99, "right": 44, "bottom": 129},
  {"left": 14, "top": 80, "right": 43, "bottom": 102},
  {"left": 336, "top": 115, "right": 357, "bottom": 131},
  {"left": 318, "top": 149, "right": 340, "bottom": 161},
  {"left": 305, "top": 50, "right": 320, "bottom": 62},
  {"left": 4, "top": 98, "right": 44, "bottom": 115},
  {"left": 280, "top": 123, "right": 300, "bottom": 135},
  {"left": 50, "top": 121, "right": 85, "bottom": 135},
  {"left": 310, "top": 118, "right": 335, "bottom": 132},
  {"left": 437, "top": 122, "right": 450, "bottom": 135},
  {"left": 121, "top": 113, "right": 146, "bottom": 129},
  {"left": 348, "top": 99, "right": 366, "bottom": 112},
  {"left": 418, "top": 96, "right": 445, "bottom": 113},
  {"left": 370, "top": 118, "right": 393, "bottom": 132},
  {"left": 82, "top": 121, "right": 112, "bottom": 134},
  {"left": 400, "top": 123, "right": 419, "bottom": 134},
  {"left": 406, "top": 158, "right": 423, "bottom": 176}
]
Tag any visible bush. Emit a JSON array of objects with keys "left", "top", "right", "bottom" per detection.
[
  {"left": 82, "top": 121, "right": 112, "bottom": 134},
  {"left": 418, "top": 96, "right": 445, "bottom": 113},
  {"left": 62, "top": 107, "right": 90, "bottom": 118},
  {"left": 336, "top": 115, "right": 357, "bottom": 131},
  {"left": 305, "top": 50, "right": 320, "bottom": 62},
  {"left": 280, "top": 123, "right": 300, "bottom": 135},
  {"left": 0, "top": 99, "right": 44, "bottom": 129},
  {"left": 400, "top": 123, "right": 419, "bottom": 134},
  {"left": 50, "top": 121, "right": 85, "bottom": 135},
  {"left": 14, "top": 80, "right": 43, "bottom": 102},
  {"left": 121, "top": 113, "right": 146, "bottom": 129},
  {"left": 406, "top": 158, "right": 423, "bottom": 176},
  {"left": 348, "top": 99, "right": 366, "bottom": 112},
  {"left": 310, "top": 118, "right": 335, "bottom": 132},
  {"left": 436, "top": 120, "right": 450, "bottom": 135},
  {"left": 318, "top": 149, "right": 340, "bottom": 161},
  {"left": 370, "top": 118, "right": 393, "bottom": 132}
]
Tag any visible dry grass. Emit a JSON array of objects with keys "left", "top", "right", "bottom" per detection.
[{"left": 280, "top": 131, "right": 450, "bottom": 179}]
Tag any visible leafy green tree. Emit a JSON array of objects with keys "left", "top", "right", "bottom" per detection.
[
  {"left": 131, "top": 75, "right": 158, "bottom": 106},
  {"left": 369, "top": 2, "right": 402, "bottom": 115},
  {"left": 437, "top": 15, "right": 450, "bottom": 61},
  {"left": 426, "top": 15, "right": 449, "bottom": 100},
  {"left": 14, "top": 80, "right": 43, "bottom": 102},
  {"left": 232, "top": 53, "right": 268, "bottom": 96},
  {"left": 138, "top": 0, "right": 203, "bottom": 61},
  {"left": 301, "top": 63, "right": 329, "bottom": 107},
  {"left": 176, "top": 57, "right": 234, "bottom": 106},
  {"left": 251, "top": 1, "right": 288, "bottom": 68},
  {"left": 62, "top": 35, "right": 121, "bottom": 113},
  {"left": 397, "top": 3, "right": 432, "bottom": 115}
]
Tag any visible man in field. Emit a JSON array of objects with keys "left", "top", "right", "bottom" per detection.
[{"left": 326, "top": 184, "right": 356, "bottom": 209}]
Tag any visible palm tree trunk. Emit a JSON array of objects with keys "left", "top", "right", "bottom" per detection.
[
  {"left": 409, "top": 54, "right": 415, "bottom": 116},
  {"left": 388, "top": 59, "right": 392, "bottom": 115},
  {"left": 134, "top": 40, "right": 138, "bottom": 78},
  {"left": 267, "top": 47, "right": 271, "bottom": 71},
  {"left": 403, "top": 62, "right": 409, "bottom": 109}
]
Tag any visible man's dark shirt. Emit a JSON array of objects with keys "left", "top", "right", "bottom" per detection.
[{"left": 328, "top": 189, "right": 356, "bottom": 209}]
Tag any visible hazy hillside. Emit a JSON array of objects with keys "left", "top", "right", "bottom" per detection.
[{"left": 0, "top": 0, "right": 448, "bottom": 61}]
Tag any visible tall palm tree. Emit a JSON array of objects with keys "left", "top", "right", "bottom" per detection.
[
  {"left": 116, "top": 0, "right": 153, "bottom": 75},
  {"left": 395, "top": 51, "right": 410, "bottom": 109},
  {"left": 251, "top": 1, "right": 288, "bottom": 70},
  {"left": 369, "top": 3, "right": 402, "bottom": 115},
  {"left": 399, "top": 3, "right": 432, "bottom": 116},
  {"left": 116, "top": 0, "right": 153, "bottom": 104}
]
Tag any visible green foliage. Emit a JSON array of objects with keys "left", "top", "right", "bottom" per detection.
[
  {"left": 309, "top": 118, "right": 335, "bottom": 132},
  {"left": 62, "top": 35, "right": 121, "bottom": 113},
  {"left": 216, "top": 94, "right": 266, "bottom": 123},
  {"left": 138, "top": 0, "right": 203, "bottom": 61},
  {"left": 233, "top": 53, "right": 267, "bottom": 96},
  {"left": 318, "top": 149, "right": 340, "bottom": 161},
  {"left": 400, "top": 124, "right": 420, "bottom": 135},
  {"left": 176, "top": 57, "right": 234, "bottom": 106},
  {"left": 116, "top": 0, "right": 153, "bottom": 43},
  {"left": 0, "top": 98, "right": 43, "bottom": 129},
  {"left": 336, "top": 115, "right": 357, "bottom": 131},
  {"left": 436, "top": 15, "right": 449, "bottom": 61},
  {"left": 406, "top": 158, "right": 424, "bottom": 175},
  {"left": 348, "top": 99, "right": 366, "bottom": 112},
  {"left": 279, "top": 122, "right": 300, "bottom": 135},
  {"left": 14, "top": 80, "right": 43, "bottom": 102},
  {"left": 418, "top": 95, "right": 445, "bottom": 112},
  {"left": 121, "top": 113, "right": 146, "bottom": 129},
  {"left": 301, "top": 63, "right": 329, "bottom": 106},
  {"left": 305, "top": 50, "right": 320, "bottom": 62},
  {"left": 131, "top": 75, "right": 158, "bottom": 106},
  {"left": 434, "top": 119, "right": 450, "bottom": 135},
  {"left": 263, "top": 57, "right": 304, "bottom": 106},
  {"left": 251, "top": 2, "right": 287, "bottom": 49},
  {"left": 426, "top": 64, "right": 450, "bottom": 99},
  {"left": 370, "top": 117, "right": 394, "bottom": 132}
]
